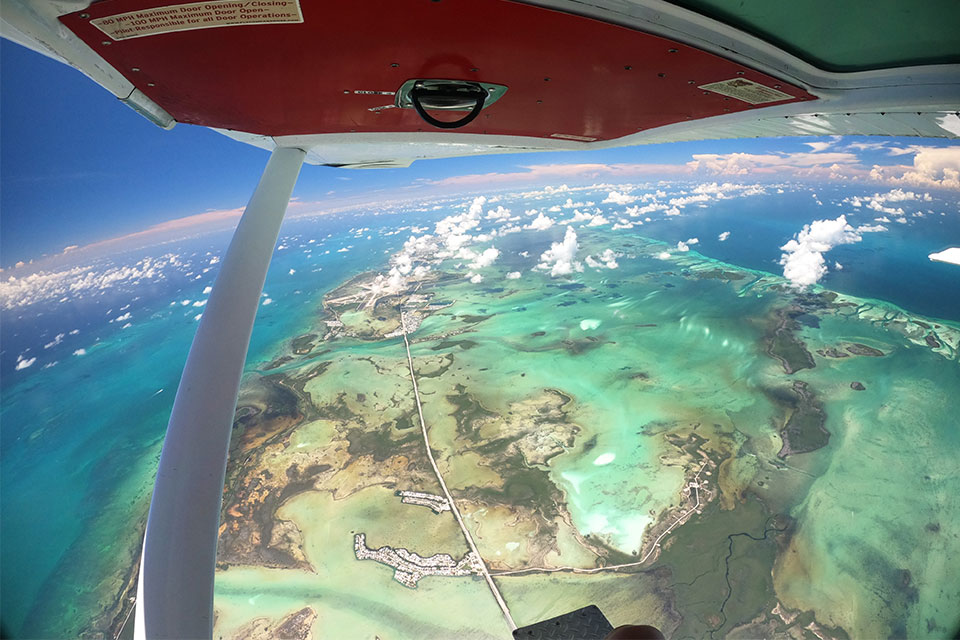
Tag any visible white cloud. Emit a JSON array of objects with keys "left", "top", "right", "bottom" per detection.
[
  {"left": 688, "top": 151, "right": 860, "bottom": 176},
  {"left": 0, "top": 253, "right": 185, "bottom": 311},
  {"left": 586, "top": 214, "right": 610, "bottom": 227},
  {"left": 855, "top": 224, "right": 887, "bottom": 233},
  {"left": 73, "top": 348, "right": 86, "bottom": 356},
  {"left": 585, "top": 249, "right": 620, "bottom": 269},
  {"left": 779, "top": 215, "right": 862, "bottom": 288},
  {"left": 526, "top": 213, "right": 554, "bottom": 231},
  {"left": 603, "top": 190, "right": 637, "bottom": 205},
  {"left": 537, "top": 226, "right": 583, "bottom": 277},
  {"left": 626, "top": 203, "right": 667, "bottom": 217},
  {"left": 485, "top": 205, "right": 511, "bottom": 220},
  {"left": 203, "top": 286, "right": 212, "bottom": 294},
  {"left": 676, "top": 241, "right": 691, "bottom": 252},
  {"left": 505, "top": 271, "right": 522, "bottom": 279},
  {"left": 468, "top": 195, "right": 487, "bottom": 216},
  {"left": 669, "top": 194, "right": 710, "bottom": 207},
  {"left": 657, "top": 251, "right": 671, "bottom": 260},
  {"left": 468, "top": 273, "right": 484, "bottom": 284},
  {"left": 805, "top": 141, "right": 834, "bottom": 153},
  {"left": 867, "top": 147, "right": 960, "bottom": 190},
  {"left": 15, "top": 355, "right": 37, "bottom": 370},
  {"left": 44, "top": 333, "right": 66, "bottom": 349},
  {"left": 262, "top": 298, "right": 273, "bottom": 306},
  {"left": 718, "top": 231, "right": 731, "bottom": 242},
  {"left": 470, "top": 247, "right": 500, "bottom": 269}
]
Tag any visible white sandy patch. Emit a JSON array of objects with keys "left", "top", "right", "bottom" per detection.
[{"left": 593, "top": 452, "right": 616, "bottom": 466}]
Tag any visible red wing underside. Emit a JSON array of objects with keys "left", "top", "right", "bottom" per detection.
[{"left": 60, "top": 0, "right": 816, "bottom": 140}]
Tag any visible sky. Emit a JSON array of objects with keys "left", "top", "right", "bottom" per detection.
[{"left": 2, "top": 38, "right": 959, "bottom": 271}]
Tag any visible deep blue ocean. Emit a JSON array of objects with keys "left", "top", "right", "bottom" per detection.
[{"left": 0, "top": 182, "right": 957, "bottom": 636}]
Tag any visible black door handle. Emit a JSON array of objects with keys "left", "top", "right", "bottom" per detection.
[{"left": 409, "top": 83, "right": 488, "bottom": 129}]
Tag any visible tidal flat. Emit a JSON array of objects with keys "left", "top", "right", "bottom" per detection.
[{"left": 212, "top": 232, "right": 960, "bottom": 639}]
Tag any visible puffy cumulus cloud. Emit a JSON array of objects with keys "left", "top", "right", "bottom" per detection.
[
  {"left": 884, "top": 188, "right": 927, "bottom": 202},
  {"left": 505, "top": 271, "right": 522, "bottom": 279},
  {"left": 875, "top": 147, "right": 960, "bottom": 190},
  {"left": 676, "top": 238, "right": 699, "bottom": 252},
  {"left": 612, "top": 220, "right": 634, "bottom": 230},
  {"left": 657, "top": 251, "right": 672, "bottom": 260},
  {"left": 779, "top": 215, "right": 863, "bottom": 288},
  {"left": 537, "top": 226, "right": 583, "bottom": 277},
  {"left": 469, "top": 247, "right": 500, "bottom": 269},
  {"left": 669, "top": 194, "right": 711, "bottom": 207},
  {"left": 626, "top": 203, "right": 667, "bottom": 217},
  {"left": 866, "top": 200, "right": 904, "bottom": 215},
  {"left": 485, "top": 205, "right": 511, "bottom": 220},
  {"left": 852, "top": 188, "right": 935, "bottom": 218},
  {"left": 0, "top": 253, "right": 186, "bottom": 310},
  {"left": 73, "top": 348, "right": 87, "bottom": 356},
  {"left": 585, "top": 249, "right": 620, "bottom": 270},
  {"left": 718, "top": 231, "right": 731, "bottom": 242},
  {"left": 468, "top": 195, "right": 487, "bottom": 216},
  {"left": 468, "top": 273, "right": 484, "bottom": 284},
  {"left": 586, "top": 214, "right": 610, "bottom": 227},
  {"left": 15, "top": 354, "right": 37, "bottom": 370},
  {"left": 526, "top": 212, "right": 554, "bottom": 231},
  {"left": 603, "top": 190, "right": 637, "bottom": 205},
  {"left": 856, "top": 223, "right": 887, "bottom": 233}
]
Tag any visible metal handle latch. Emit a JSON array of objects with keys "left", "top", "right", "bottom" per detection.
[{"left": 395, "top": 79, "right": 508, "bottom": 129}]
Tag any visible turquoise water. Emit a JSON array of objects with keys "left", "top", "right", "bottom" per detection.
[
  {"left": 1, "top": 183, "right": 957, "bottom": 637},
  {"left": 0, "top": 215, "right": 409, "bottom": 636}
]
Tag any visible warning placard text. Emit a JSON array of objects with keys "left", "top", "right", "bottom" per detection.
[
  {"left": 698, "top": 78, "right": 793, "bottom": 105},
  {"left": 91, "top": 0, "right": 302, "bottom": 41}
]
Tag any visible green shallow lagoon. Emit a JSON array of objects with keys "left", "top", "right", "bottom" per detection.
[{"left": 212, "top": 227, "right": 960, "bottom": 639}]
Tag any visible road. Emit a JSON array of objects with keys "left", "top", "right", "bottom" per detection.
[{"left": 399, "top": 311, "right": 517, "bottom": 631}]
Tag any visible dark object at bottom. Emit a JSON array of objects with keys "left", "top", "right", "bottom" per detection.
[
  {"left": 512, "top": 605, "right": 613, "bottom": 639},
  {"left": 605, "top": 624, "right": 667, "bottom": 639}
]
